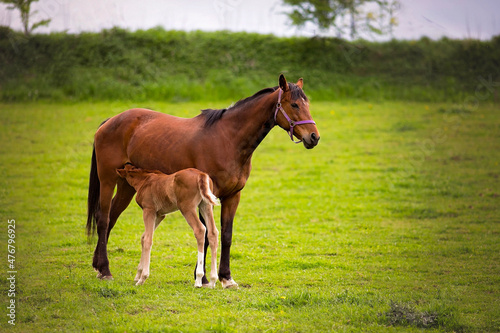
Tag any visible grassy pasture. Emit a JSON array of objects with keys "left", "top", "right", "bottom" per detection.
[{"left": 0, "top": 99, "right": 499, "bottom": 332}]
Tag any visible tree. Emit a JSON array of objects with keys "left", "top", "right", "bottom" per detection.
[
  {"left": 1, "top": 0, "right": 51, "bottom": 36},
  {"left": 283, "top": 0, "right": 400, "bottom": 39}
]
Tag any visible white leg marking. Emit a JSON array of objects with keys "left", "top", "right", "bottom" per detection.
[{"left": 195, "top": 251, "right": 204, "bottom": 288}]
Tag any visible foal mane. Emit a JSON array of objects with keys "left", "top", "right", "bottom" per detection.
[{"left": 121, "top": 164, "right": 164, "bottom": 176}]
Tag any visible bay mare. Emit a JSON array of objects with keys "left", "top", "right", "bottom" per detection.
[{"left": 87, "top": 74, "right": 320, "bottom": 288}]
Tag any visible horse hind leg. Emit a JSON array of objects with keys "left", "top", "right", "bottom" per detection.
[
  {"left": 93, "top": 164, "right": 134, "bottom": 279},
  {"left": 96, "top": 177, "right": 135, "bottom": 279},
  {"left": 181, "top": 209, "right": 207, "bottom": 288},
  {"left": 93, "top": 179, "right": 116, "bottom": 279},
  {"left": 194, "top": 211, "right": 210, "bottom": 285},
  {"left": 200, "top": 202, "right": 219, "bottom": 288},
  {"left": 107, "top": 178, "right": 136, "bottom": 240}
]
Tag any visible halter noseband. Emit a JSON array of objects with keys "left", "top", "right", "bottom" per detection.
[{"left": 274, "top": 88, "right": 316, "bottom": 143}]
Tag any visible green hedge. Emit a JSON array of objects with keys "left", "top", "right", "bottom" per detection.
[{"left": 1, "top": 26, "right": 499, "bottom": 102}]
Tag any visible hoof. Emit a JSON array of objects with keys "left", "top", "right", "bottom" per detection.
[
  {"left": 98, "top": 273, "right": 113, "bottom": 280},
  {"left": 195, "top": 274, "right": 204, "bottom": 288},
  {"left": 221, "top": 278, "right": 239, "bottom": 289},
  {"left": 202, "top": 281, "right": 217, "bottom": 289}
]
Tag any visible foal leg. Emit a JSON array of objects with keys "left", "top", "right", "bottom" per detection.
[
  {"left": 135, "top": 214, "right": 164, "bottom": 283},
  {"left": 134, "top": 231, "right": 146, "bottom": 283},
  {"left": 135, "top": 209, "right": 156, "bottom": 285},
  {"left": 200, "top": 202, "right": 219, "bottom": 288},
  {"left": 194, "top": 211, "right": 210, "bottom": 285},
  {"left": 181, "top": 209, "right": 207, "bottom": 288}
]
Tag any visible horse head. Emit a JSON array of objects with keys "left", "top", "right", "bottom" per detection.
[{"left": 274, "top": 74, "right": 320, "bottom": 149}]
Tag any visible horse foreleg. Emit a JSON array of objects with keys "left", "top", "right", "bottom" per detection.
[
  {"left": 219, "top": 192, "right": 240, "bottom": 289},
  {"left": 134, "top": 232, "right": 146, "bottom": 282},
  {"left": 135, "top": 209, "right": 156, "bottom": 285}
]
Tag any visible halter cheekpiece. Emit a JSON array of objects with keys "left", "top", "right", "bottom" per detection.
[{"left": 274, "top": 88, "right": 316, "bottom": 143}]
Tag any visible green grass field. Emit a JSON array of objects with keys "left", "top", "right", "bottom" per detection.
[{"left": 0, "top": 99, "right": 499, "bottom": 332}]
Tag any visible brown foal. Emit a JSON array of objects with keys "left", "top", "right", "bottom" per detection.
[{"left": 116, "top": 164, "right": 219, "bottom": 287}]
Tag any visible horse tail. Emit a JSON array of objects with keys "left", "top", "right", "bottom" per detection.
[
  {"left": 198, "top": 173, "right": 219, "bottom": 206},
  {"left": 86, "top": 144, "right": 100, "bottom": 238},
  {"left": 86, "top": 118, "right": 109, "bottom": 238}
]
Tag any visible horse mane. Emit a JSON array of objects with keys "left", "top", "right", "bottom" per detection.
[
  {"left": 289, "top": 83, "right": 309, "bottom": 102},
  {"left": 200, "top": 108, "right": 228, "bottom": 128},
  {"left": 199, "top": 86, "right": 276, "bottom": 128},
  {"left": 199, "top": 83, "right": 307, "bottom": 128}
]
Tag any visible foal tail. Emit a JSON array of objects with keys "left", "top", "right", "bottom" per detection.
[
  {"left": 198, "top": 173, "right": 219, "bottom": 206},
  {"left": 86, "top": 144, "right": 100, "bottom": 238}
]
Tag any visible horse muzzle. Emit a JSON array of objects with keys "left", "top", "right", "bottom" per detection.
[{"left": 303, "top": 132, "right": 320, "bottom": 149}]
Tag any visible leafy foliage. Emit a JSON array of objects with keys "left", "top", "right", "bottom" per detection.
[
  {"left": 0, "top": 0, "right": 51, "bottom": 36},
  {"left": 282, "top": 0, "right": 400, "bottom": 38},
  {"left": 0, "top": 27, "right": 499, "bottom": 102}
]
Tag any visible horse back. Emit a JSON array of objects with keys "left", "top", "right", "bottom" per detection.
[
  {"left": 95, "top": 108, "right": 185, "bottom": 144},
  {"left": 94, "top": 108, "right": 201, "bottom": 173}
]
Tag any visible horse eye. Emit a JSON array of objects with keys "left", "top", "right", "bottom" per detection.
[{"left": 291, "top": 103, "right": 299, "bottom": 109}]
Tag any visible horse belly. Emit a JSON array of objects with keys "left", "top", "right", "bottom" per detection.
[
  {"left": 157, "top": 204, "right": 178, "bottom": 216},
  {"left": 127, "top": 117, "right": 200, "bottom": 174},
  {"left": 114, "top": 109, "right": 247, "bottom": 198}
]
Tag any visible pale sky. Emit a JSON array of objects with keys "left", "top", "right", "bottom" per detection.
[{"left": 0, "top": 0, "right": 499, "bottom": 40}]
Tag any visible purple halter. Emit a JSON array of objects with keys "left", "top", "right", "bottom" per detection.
[{"left": 274, "top": 88, "right": 316, "bottom": 143}]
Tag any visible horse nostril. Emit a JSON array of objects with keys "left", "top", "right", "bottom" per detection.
[{"left": 311, "top": 132, "right": 319, "bottom": 143}]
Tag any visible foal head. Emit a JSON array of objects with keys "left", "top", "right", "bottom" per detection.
[
  {"left": 275, "top": 74, "right": 320, "bottom": 149},
  {"left": 116, "top": 164, "right": 161, "bottom": 189}
]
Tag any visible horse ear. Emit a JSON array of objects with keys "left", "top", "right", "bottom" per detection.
[
  {"left": 116, "top": 169, "right": 126, "bottom": 178},
  {"left": 296, "top": 78, "right": 303, "bottom": 89},
  {"left": 279, "top": 74, "right": 288, "bottom": 92}
]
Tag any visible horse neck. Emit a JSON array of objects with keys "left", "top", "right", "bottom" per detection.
[{"left": 223, "top": 90, "right": 278, "bottom": 161}]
